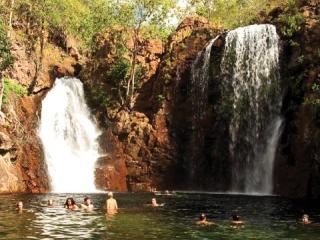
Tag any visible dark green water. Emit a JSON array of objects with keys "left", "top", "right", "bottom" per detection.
[{"left": 0, "top": 192, "right": 319, "bottom": 239}]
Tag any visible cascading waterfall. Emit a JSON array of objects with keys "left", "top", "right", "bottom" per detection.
[
  {"left": 38, "top": 77, "right": 101, "bottom": 193},
  {"left": 221, "top": 24, "right": 283, "bottom": 194},
  {"left": 190, "top": 36, "right": 219, "bottom": 123},
  {"left": 188, "top": 37, "right": 219, "bottom": 181}
]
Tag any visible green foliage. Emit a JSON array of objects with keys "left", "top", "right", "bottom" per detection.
[
  {"left": 188, "top": 0, "right": 270, "bottom": 29},
  {"left": 305, "top": 75, "right": 320, "bottom": 108},
  {"left": 278, "top": 0, "right": 304, "bottom": 37},
  {"left": 88, "top": 84, "right": 111, "bottom": 108},
  {"left": 289, "top": 39, "right": 300, "bottom": 47},
  {"left": 279, "top": 12, "right": 304, "bottom": 37},
  {"left": 2, "top": 78, "right": 28, "bottom": 104},
  {"left": 156, "top": 94, "right": 165, "bottom": 102},
  {"left": 109, "top": 58, "right": 131, "bottom": 85},
  {"left": 0, "top": 18, "right": 14, "bottom": 71}
]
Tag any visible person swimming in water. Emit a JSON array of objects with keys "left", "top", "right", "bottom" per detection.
[
  {"left": 301, "top": 214, "right": 312, "bottom": 225},
  {"left": 81, "top": 197, "right": 94, "bottom": 210},
  {"left": 231, "top": 215, "right": 244, "bottom": 227},
  {"left": 196, "top": 213, "right": 215, "bottom": 225},
  {"left": 64, "top": 197, "right": 79, "bottom": 210},
  {"left": 16, "top": 201, "right": 24, "bottom": 213},
  {"left": 151, "top": 198, "right": 159, "bottom": 207},
  {"left": 47, "top": 199, "right": 53, "bottom": 207},
  {"left": 105, "top": 192, "right": 118, "bottom": 215}
]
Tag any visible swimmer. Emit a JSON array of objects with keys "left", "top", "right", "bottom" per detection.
[
  {"left": 301, "top": 214, "right": 312, "bottom": 225},
  {"left": 105, "top": 192, "right": 118, "bottom": 215},
  {"left": 151, "top": 198, "right": 159, "bottom": 207},
  {"left": 16, "top": 201, "right": 24, "bottom": 213},
  {"left": 164, "top": 190, "right": 172, "bottom": 196},
  {"left": 196, "top": 213, "right": 215, "bottom": 225},
  {"left": 64, "top": 197, "right": 79, "bottom": 210},
  {"left": 231, "top": 215, "right": 244, "bottom": 226},
  {"left": 47, "top": 199, "right": 53, "bottom": 207},
  {"left": 81, "top": 197, "right": 94, "bottom": 210}
]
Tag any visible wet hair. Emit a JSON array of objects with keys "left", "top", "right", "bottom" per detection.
[
  {"left": 232, "top": 215, "right": 240, "bottom": 221},
  {"left": 84, "top": 197, "right": 90, "bottom": 202},
  {"left": 199, "top": 213, "right": 206, "bottom": 221},
  {"left": 302, "top": 214, "right": 309, "bottom": 219},
  {"left": 65, "top": 197, "right": 76, "bottom": 206}
]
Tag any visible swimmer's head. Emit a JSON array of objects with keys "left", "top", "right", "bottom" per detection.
[
  {"left": 108, "top": 192, "right": 113, "bottom": 198},
  {"left": 232, "top": 215, "right": 240, "bottom": 221},
  {"left": 199, "top": 213, "right": 206, "bottom": 221},
  {"left": 47, "top": 199, "right": 53, "bottom": 206},
  {"left": 84, "top": 197, "right": 92, "bottom": 205},
  {"left": 65, "top": 197, "right": 76, "bottom": 206},
  {"left": 16, "top": 201, "right": 23, "bottom": 210},
  {"left": 302, "top": 214, "right": 309, "bottom": 222}
]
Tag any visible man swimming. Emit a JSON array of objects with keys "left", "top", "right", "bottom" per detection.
[
  {"left": 81, "top": 197, "right": 94, "bottom": 210},
  {"left": 16, "top": 201, "right": 24, "bottom": 213},
  {"left": 105, "top": 192, "right": 118, "bottom": 215},
  {"left": 47, "top": 199, "right": 53, "bottom": 207},
  {"left": 301, "top": 214, "right": 312, "bottom": 224},
  {"left": 196, "top": 213, "right": 215, "bottom": 225},
  {"left": 151, "top": 198, "right": 159, "bottom": 207},
  {"left": 231, "top": 215, "right": 245, "bottom": 227}
]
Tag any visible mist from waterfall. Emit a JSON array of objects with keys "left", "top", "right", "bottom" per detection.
[
  {"left": 221, "top": 24, "right": 283, "bottom": 194},
  {"left": 38, "top": 77, "right": 100, "bottom": 193}
]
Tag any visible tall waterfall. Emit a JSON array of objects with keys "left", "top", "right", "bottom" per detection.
[
  {"left": 38, "top": 77, "right": 100, "bottom": 193},
  {"left": 191, "top": 37, "right": 218, "bottom": 123},
  {"left": 221, "top": 24, "right": 283, "bottom": 194},
  {"left": 188, "top": 37, "right": 219, "bottom": 182}
]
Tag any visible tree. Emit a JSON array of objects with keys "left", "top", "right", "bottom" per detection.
[
  {"left": 0, "top": 17, "right": 14, "bottom": 110},
  {"left": 188, "top": 0, "right": 271, "bottom": 29},
  {"left": 115, "top": 0, "right": 177, "bottom": 107}
]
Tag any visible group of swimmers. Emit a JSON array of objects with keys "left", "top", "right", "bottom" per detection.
[
  {"left": 196, "top": 213, "right": 245, "bottom": 227},
  {"left": 15, "top": 191, "right": 118, "bottom": 215},
  {"left": 15, "top": 191, "right": 313, "bottom": 227},
  {"left": 196, "top": 213, "right": 312, "bottom": 227}
]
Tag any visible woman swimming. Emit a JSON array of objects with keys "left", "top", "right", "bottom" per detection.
[{"left": 64, "top": 197, "right": 79, "bottom": 210}]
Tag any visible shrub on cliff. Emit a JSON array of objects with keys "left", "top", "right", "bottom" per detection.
[
  {"left": 0, "top": 19, "right": 13, "bottom": 72},
  {"left": 2, "top": 78, "right": 28, "bottom": 104}
]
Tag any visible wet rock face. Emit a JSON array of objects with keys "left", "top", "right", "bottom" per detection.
[
  {"left": 0, "top": 131, "right": 21, "bottom": 192},
  {"left": 94, "top": 109, "right": 176, "bottom": 192},
  {"left": 0, "top": 95, "right": 50, "bottom": 193},
  {"left": 271, "top": 2, "right": 320, "bottom": 198},
  {"left": 0, "top": 30, "right": 81, "bottom": 193},
  {"left": 87, "top": 16, "right": 221, "bottom": 192}
]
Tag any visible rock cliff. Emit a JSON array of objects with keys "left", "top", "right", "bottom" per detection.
[{"left": 0, "top": 29, "right": 79, "bottom": 193}]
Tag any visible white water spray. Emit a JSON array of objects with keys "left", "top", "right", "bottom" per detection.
[{"left": 38, "top": 77, "right": 100, "bottom": 193}]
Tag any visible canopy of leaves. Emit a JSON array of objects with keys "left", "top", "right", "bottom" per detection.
[
  {"left": 0, "top": 17, "right": 13, "bottom": 72},
  {"left": 188, "top": 0, "right": 291, "bottom": 29}
]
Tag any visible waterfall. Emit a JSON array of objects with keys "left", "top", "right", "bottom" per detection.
[
  {"left": 38, "top": 77, "right": 100, "bottom": 193},
  {"left": 190, "top": 36, "right": 218, "bottom": 123},
  {"left": 188, "top": 37, "right": 219, "bottom": 182},
  {"left": 221, "top": 24, "right": 283, "bottom": 194}
]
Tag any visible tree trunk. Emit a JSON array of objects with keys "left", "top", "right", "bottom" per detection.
[
  {"left": 130, "top": 54, "right": 137, "bottom": 97},
  {"left": 7, "top": 0, "right": 15, "bottom": 38},
  {"left": 28, "top": 20, "right": 45, "bottom": 94},
  {"left": 0, "top": 72, "right": 3, "bottom": 111}
]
